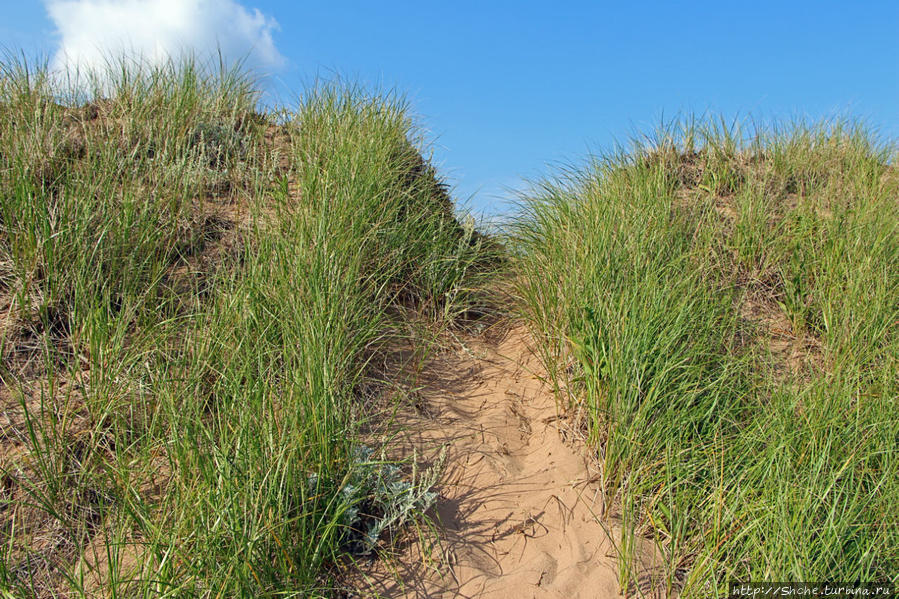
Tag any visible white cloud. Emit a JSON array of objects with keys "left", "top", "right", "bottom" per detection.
[{"left": 45, "top": 0, "right": 285, "bottom": 78}]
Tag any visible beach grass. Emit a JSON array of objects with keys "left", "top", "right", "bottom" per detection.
[
  {"left": 0, "top": 57, "right": 497, "bottom": 597},
  {"left": 511, "top": 118, "right": 898, "bottom": 595}
]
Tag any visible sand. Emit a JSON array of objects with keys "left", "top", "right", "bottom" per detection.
[{"left": 350, "top": 327, "right": 663, "bottom": 598}]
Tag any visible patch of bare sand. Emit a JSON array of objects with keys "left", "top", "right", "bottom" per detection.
[{"left": 349, "top": 328, "right": 663, "bottom": 598}]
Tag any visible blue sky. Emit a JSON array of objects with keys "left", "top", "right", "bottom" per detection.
[{"left": 3, "top": 1, "right": 897, "bottom": 215}]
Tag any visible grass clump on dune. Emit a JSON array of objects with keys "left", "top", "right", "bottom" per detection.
[
  {"left": 3, "top": 50, "right": 895, "bottom": 599},
  {"left": 0, "top": 56, "right": 496, "bottom": 597},
  {"left": 512, "top": 118, "right": 898, "bottom": 595}
]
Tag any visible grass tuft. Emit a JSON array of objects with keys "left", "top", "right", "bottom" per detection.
[
  {"left": 0, "top": 56, "right": 498, "bottom": 597},
  {"left": 511, "top": 117, "right": 898, "bottom": 595}
]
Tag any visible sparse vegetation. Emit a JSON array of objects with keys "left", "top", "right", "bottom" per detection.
[{"left": 512, "top": 119, "right": 898, "bottom": 595}]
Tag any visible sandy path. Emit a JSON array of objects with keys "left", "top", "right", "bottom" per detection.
[{"left": 351, "top": 328, "right": 658, "bottom": 598}]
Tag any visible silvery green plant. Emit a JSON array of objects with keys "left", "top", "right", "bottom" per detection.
[{"left": 337, "top": 445, "right": 445, "bottom": 555}]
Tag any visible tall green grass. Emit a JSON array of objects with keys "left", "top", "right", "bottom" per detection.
[
  {"left": 512, "top": 119, "right": 898, "bottom": 595},
  {"left": 0, "top": 57, "right": 495, "bottom": 597},
  {"left": 3, "top": 53, "right": 895, "bottom": 598}
]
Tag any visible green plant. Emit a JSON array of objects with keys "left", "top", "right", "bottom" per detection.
[
  {"left": 0, "top": 55, "right": 497, "bottom": 597},
  {"left": 512, "top": 117, "right": 898, "bottom": 595},
  {"left": 335, "top": 445, "right": 443, "bottom": 556}
]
